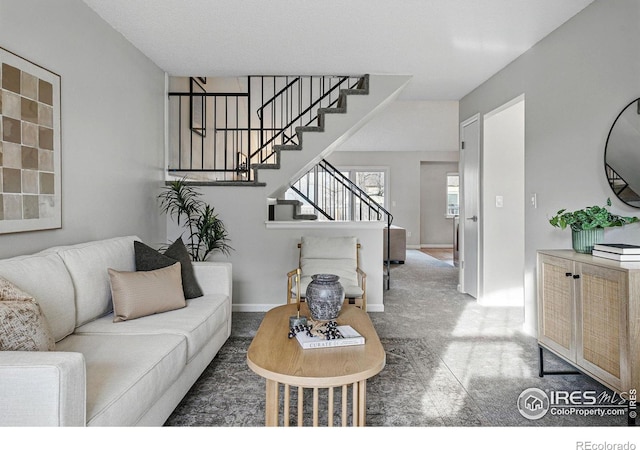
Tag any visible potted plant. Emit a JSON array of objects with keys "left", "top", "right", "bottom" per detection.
[
  {"left": 549, "top": 198, "right": 639, "bottom": 253},
  {"left": 158, "top": 178, "right": 232, "bottom": 261}
]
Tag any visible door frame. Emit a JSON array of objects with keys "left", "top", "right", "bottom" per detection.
[{"left": 459, "top": 114, "right": 481, "bottom": 297}]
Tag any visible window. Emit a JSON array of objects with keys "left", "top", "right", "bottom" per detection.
[
  {"left": 447, "top": 173, "right": 459, "bottom": 217},
  {"left": 354, "top": 170, "right": 386, "bottom": 208},
  {"left": 285, "top": 166, "right": 388, "bottom": 221}
]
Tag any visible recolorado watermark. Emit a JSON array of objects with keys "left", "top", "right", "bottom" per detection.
[
  {"left": 517, "top": 387, "right": 636, "bottom": 424},
  {"left": 575, "top": 442, "right": 636, "bottom": 450}
]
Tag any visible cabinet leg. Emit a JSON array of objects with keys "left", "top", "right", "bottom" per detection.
[{"left": 538, "top": 345, "right": 581, "bottom": 377}]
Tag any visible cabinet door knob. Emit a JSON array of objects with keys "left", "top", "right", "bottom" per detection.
[
  {"left": 565, "top": 272, "right": 573, "bottom": 277},
  {"left": 573, "top": 274, "right": 581, "bottom": 279}
]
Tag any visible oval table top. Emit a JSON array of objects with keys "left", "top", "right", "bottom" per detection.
[{"left": 247, "top": 303, "right": 386, "bottom": 388}]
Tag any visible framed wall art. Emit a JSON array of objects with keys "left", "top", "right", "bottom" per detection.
[{"left": 0, "top": 47, "right": 61, "bottom": 234}]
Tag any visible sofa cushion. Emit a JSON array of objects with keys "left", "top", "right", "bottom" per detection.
[
  {"left": 0, "top": 277, "right": 55, "bottom": 351},
  {"left": 0, "top": 253, "right": 75, "bottom": 342},
  {"left": 54, "top": 236, "right": 138, "bottom": 327},
  {"left": 55, "top": 333, "right": 187, "bottom": 427},
  {"left": 108, "top": 262, "right": 186, "bottom": 322},
  {"left": 134, "top": 239, "right": 203, "bottom": 299},
  {"left": 75, "top": 293, "right": 230, "bottom": 361}
]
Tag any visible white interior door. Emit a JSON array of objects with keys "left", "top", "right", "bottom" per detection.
[{"left": 460, "top": 116, "right": 480, "bottom": 298}]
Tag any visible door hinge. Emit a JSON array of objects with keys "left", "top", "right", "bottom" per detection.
[{"left": 461, "top": 141, "right": 465, "bottom": 150}]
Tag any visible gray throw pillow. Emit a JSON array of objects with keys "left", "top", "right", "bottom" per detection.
[{"left": 134, "top": 238, "right": 203, "bottom": 299}]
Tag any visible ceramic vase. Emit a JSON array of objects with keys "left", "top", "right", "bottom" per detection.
[
  {"left": 572, "top": 228, "right": 604, "bottom": 254},
  {"left": 306, "top": 274, "right": 345, "bottom": 321}
]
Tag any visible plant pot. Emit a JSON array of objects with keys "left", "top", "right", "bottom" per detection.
[
  {"left": 572, "top": 228, "right": 604, "bottom": 254},
  {"left": 305, "top": 274, "right": 345, "bottom": 321}
]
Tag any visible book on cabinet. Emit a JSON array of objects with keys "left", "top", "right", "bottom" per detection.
[
  {"left": 593, "top": 243, "right": 640, "bottom": 254},
  {"left": 592, "top": 249, "right": 640, "bottom": 261}
]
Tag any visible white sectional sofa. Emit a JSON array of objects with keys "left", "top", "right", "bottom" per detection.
[{"left": 0, "top": 236, "right": 232, "bottom": 426}]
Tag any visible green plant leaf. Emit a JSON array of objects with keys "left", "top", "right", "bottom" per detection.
[
  {"left": 158, "top": 177, "right": 232, "bottom": 261},
  {"left": 549, "top": 198, "right": 639, "bottom": 233}
]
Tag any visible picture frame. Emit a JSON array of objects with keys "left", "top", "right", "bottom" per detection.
[
  {"left": 190, "top": 77, "right": 206, "bottom": 137},
  {"left": 0, "top": 47, "right": 62, "bottom": 234}
]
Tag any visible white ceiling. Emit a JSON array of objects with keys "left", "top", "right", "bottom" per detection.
[{"left": 82, "top": 0, "right": 595, "bottom": 100}]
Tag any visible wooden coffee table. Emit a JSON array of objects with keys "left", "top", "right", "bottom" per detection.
[{"left": 247, "top": 303, "right": 385, "bottom": 426}]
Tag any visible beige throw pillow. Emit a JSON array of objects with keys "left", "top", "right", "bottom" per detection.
[
  {"left": 108, "top": 262, "right": 186, "bottom": 322},
  {"left": 0, "top": 277, "right": 55, "bottom": 351}
]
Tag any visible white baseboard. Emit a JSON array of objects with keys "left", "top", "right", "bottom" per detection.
[
  {"left": 232, "top": 303, "right": 385, "bottom": 313},
  {"left": 420, "top": 244, "right": 453, "bottom": 248},
  {"left": 232, "top": 304, "right": 276, "bottom": 313}
]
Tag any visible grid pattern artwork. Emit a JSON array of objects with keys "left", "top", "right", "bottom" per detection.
[{"left": 0, "top": 47, "right": 60, "bottom": 233}]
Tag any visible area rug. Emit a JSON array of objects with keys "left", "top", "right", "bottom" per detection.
[
  {"left": 165, "top": 251, "right": 628, "bottom": 427},
  {"left": 164, "top": 336, "right": 626, "bottom": 427}
]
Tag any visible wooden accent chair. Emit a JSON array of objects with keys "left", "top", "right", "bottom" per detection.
[{"left": 287, "top": 236, "right": 367, "bottom": 311}]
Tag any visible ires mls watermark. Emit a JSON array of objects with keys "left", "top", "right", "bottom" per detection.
[{"left": 517, "top": 387, "right": 637, "bottom": 424}]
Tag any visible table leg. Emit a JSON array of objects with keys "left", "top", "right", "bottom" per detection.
[
  {"left": 358, "top": 380, "right": 367, "bottom": 426},
  {"left": 265, "top": 379, "right": 279, "bottom": 426}
]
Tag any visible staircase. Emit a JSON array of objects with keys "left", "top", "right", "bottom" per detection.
[
  {"left": 166, "top": 74, "right": 409, "bottom": 295},
  {"left": 167, "top": 74, "right": 411, "bottom": 200}
]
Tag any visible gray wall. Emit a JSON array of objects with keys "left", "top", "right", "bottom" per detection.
[
  {"left": 327, "top": 151, "right": 458, "bottom": 248},
  {"left": 420, "top": 161, "right": 459, "bottom": 246},
  {"left": 0, "top": 0, "right": 166, "bottom": 258},
  {"left": 328, "top": 100, "right": 459, "bottom": 248},
  {"left": 459, "top": 0, "right": 640, "bottom": 334}
]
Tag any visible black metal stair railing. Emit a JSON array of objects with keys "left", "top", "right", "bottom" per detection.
[
  {"left": 251, "top": 75, "right": 363, "bottom": 165},
  {"left": 166, "top": 75, "right": 365, "bottom": 182},
  {"left": 289, "top": 159, "right": 394, "bottom": 289}
]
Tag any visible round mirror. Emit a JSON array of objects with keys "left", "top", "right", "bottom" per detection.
[{"left": 605, "top": 98, "right": 640, "bottom": 208}]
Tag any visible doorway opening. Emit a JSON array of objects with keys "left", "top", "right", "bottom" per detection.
[{"left": 459, "top": 95, "right": 525, "bottom": 308}]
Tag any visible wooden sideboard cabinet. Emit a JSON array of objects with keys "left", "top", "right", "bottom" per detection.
[{"left": 537, "top": 249, "right": 640, "bottom": 394}]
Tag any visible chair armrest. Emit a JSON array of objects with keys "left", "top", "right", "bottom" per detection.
[
  {"left": 287, "top": 268, "right": 301, "bottom": 304},
  {"left": 0, "top": 351, "right": 86, "bottom": 426},
  {"left": 356, "top": 267, "right": 366, "bottom": 282},
  {"left": 287, "top": 268, "right": 300, "bottom": 280},
  {"left": 193, "top": 261, "right": 232, "bottom": 299},
  {"left": 356, "top": 267, "right": 367, "bottom": 311}
]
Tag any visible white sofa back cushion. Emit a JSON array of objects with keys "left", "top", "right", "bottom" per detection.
[
  {"left": 54, "top": 236, "right": 139, "bottom": 327},
  {"left": 0, "top": 253, "right": 76, "bottom": 342}
]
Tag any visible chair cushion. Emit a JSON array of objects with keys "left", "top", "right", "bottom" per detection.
[
  {"left": 301, "top": 236, "right": 358, "bottom": 260},
  {"left": 296, "top": 279, "right": 364, "bottom": 299},
  {"left": 300, "top": 236, "right": 359, "bottom": 287}
]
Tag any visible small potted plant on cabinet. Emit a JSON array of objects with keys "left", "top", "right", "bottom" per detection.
[{"left": 549, "top": 198, "right": 639, "bottom": 254}]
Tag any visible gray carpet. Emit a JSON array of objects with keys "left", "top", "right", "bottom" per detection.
[{"left": 165, "top": 250, "right": 630, "bottom": 427}]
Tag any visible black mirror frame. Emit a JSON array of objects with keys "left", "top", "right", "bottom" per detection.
[{"left": 604, "top": 97, "right": 640, "bottom": 208}]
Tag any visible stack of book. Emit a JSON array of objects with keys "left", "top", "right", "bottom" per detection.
[
  {"left": 294, "top": 325, "right": 365, "bottom": 349},
  {"left": 592, "top": 244, "right": 640, "bottom": 261}
]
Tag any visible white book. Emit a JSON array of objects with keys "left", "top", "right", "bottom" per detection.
[
  {"left": 295, "top": 325, "right": 365, "bottom": 349},
  {"left": 592, "top": 249, "right": 640, "bottom": 262},
  {"left": 593, "top": 243, "right": 640, "bottom": 255}
]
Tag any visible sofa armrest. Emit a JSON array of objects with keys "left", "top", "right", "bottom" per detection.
[
  {"left": 193, "top": 261, "right": 232, "bottom": 299},
  {"left": 0, "top": 351, "right": 86, "bottom": 426}
]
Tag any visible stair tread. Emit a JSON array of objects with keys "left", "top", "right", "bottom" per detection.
[
  {"left": 276, "top": 199, "right": 303, "bottom": 205},
  {"left": 165, "top": 180, "right": 266, "bottom": 187},
  {"left": 293, "top": 215, "right": 318, "bottom": 220}
]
